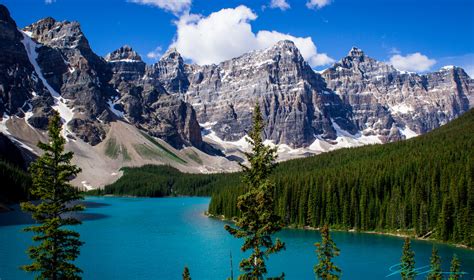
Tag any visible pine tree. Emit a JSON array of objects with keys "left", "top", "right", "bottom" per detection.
[
  {"left": 20, "top": 112, "right": 84, "bottom": 279},
  {"left": 224, "top": 103, "right": 285, "bottom": 279},
  {"left": 448, "top": 254, "right": 462, "bottom": 280},
  {"left": 182, "top": 266, "right": 191, "bottom": 280},
  {"left": 314, "top": 224, "right": 341, "bottom": 280},
  {"left": 427, "top": 246, "right": 442, "bottom": 280},
  {"left": 400, "top": 238, "right": 416, "bottom": 280}
]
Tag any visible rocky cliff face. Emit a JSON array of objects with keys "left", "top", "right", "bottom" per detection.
[
  {"left": 0, "top": 4, "right": 472, "bottom": 155},
  {"left": 146, "top": 48, "right": 190, "bottom": 94},
  {"left": 22, "top": 17, "right": 113, "bottom": 144},
  {"left": 0, "top": 5, "right": 51, "bottom": 128},
  {"left": 179, "top": 43, "right": 473, "bottom": 147},
  {"left": 106, "top": 46, "right": 202, "bottom": 148},
  {"left": 0, "top": 5, "right": 202, "bottom": 149},
  {"left": 182, "top": 40, "right": 355, "bottom": 148},
  {"left": 321, "top": 47, "right": 473, "bottom": 141}
]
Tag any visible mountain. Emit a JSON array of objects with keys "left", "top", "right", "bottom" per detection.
[
  {"left": 0, "top": 4, "right": 472, "bottom": 187},
  {"left": 322, "top": 47, "right": 473, "bottom": 140},
  {"left": 184, "top": 40, "right": 354, "bottom": 147},
  {"left": 182, "top": 43, "right": 472, "bottom": 151},
  {"left": 106, "top": 45, "right": 202, "bottom": 148}
]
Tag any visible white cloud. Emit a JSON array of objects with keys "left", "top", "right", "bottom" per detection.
[
  {"left": 147, "top": 46, "right": 163, "bottom": 60},
  {"left": 269, "top": 0, "right": 290, "bottom": 10},
  {"left": 306, "top": 0, "right": 331, "bottom": 9},
  {"left": 129, "top": 0, "right": 191, "bottom": 15},
  {"left": 45, "top": 0, "right": 56, "bottom": 4},
  {"left": 389, "top": 53, "right": 436, "bottom": 72},
  {"left": 173, "top": 5, "right": 334, "bottom": 67}
]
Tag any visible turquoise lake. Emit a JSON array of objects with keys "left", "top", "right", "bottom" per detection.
[{"left": 0, "top": 196, "right": 473, "bottom": 279}]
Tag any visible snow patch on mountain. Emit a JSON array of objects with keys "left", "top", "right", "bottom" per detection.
[
  {"left": 22, "top": 103, "right": 35, "bottom": 129},
  {"left": 107, "top": 96, "right": 125, "bottom": 118},
  {"left": 0, "top": 114, "right": 11, "bottom": 136},
  {"left": 324, "top": 119, "right": 382, "bottom": 149},
  {"left": 206, "top": 131, "right": 250, "bottom": 151},
  {"left": 390, "top": 103, "right": 414, "bottom": 114},
  {"left": 107, "top": 59, "right": 142, "bottom": 63},
  {"left": 399, "top": 126, "right": 419, "bottom": 139},
  {"left": 20, "top": 30, "right": 74, "bottom": 140},
  {"left": 81, "top": 180, "right": 94, "bottom": 190},
  {"left": 0, "top": 114, "right": 35, "bottom": 152}
]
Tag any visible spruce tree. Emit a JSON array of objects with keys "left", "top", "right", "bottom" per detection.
[
  {"left": 400, "top": 238, "right": 416, "bottom": 280},
  {"left": 21, "top": 111, "right": 84, "bottom": 279},
  {"left": 314, "top": 224, "right": 341, "bottom": 280},
  {"left": 427, "top": 246, "right": 442, "bottom": 280},
  {"left": 225, "top": 103, "right": 285, "bottom": 279},
  {"left": 448, "top": 254, "right": 462, "bottom": 280},
  {"left": 182, "top": 266, "right": 191, "bottom": 280}
]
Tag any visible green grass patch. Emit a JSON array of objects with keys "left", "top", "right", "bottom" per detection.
[
  {"left": 133, "top": 144, "right": 162, "bottom": 160},
  {"left": 186, "top": 150, "right": 202, "bottom": 164},
  {"left": 105, "top": 137, "right": 120, "bottom": 159},
  {"left": 139, "top": 131, "right": 186, "bottom": 164},
  {"left": 121, "top": 145, "right": 131, "bottom": 161}
]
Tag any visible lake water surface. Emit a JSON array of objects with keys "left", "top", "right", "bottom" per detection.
[{"left": 0, "top": 197, "right": 472, "bottom": 279}]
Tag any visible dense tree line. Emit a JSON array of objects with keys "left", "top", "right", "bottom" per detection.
[
  {"left": 90, "top": 165, "right": 241, "bottom": 197},
  {"left": 0, "top": 159, "right": 31, "bottom": 203},
  {"left": 209, "top": 109, "right": 474, "bottom": 247},
  {"left": 0, "top": 132, "right": 34, "bottom": 204}
]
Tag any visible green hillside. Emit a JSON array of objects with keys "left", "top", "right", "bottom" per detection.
[{"left": 209, "top": 109, "right": 474, "bottom": 247}]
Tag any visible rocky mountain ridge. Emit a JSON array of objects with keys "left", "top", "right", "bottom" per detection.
[{"left": 1, "top": 4, "right": 473, "bottom": 163}]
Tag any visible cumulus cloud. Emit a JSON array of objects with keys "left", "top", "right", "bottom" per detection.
[
  {"left": 45, "top": 0, "right": 56, "bottom": 4},
  {"left": 173, "top": 5, "right": 334, "bottom": 67},
  {"left": 269, "top": 0, "right": 291, "bottom": 10},
  {"left": 147, "top": 46, "right": 163, "bottom": 61},
  {"left": 306, "top": 0, "right": 331, "bottom": 9},
  {"left": 389, "top": 52, "right": 437, "bottom": 72},
  {"left": 129, "top": 0, "right": 191, "bottom": 15}
]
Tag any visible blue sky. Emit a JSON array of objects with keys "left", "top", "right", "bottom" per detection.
[{"left": 4, "top": 0, "right": 474, "bottom": 75}]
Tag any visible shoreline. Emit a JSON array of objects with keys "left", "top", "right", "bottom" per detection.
[
  {"left": 81, "top": 195, "right": 474, "bottom": 251},
  {"left": 206, "top": 212, "right": 473, "bottom": 251}
]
